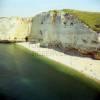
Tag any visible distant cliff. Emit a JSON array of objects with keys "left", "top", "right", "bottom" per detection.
[{"left": 0, "top": 17, "right": 32, "bottom": 41}]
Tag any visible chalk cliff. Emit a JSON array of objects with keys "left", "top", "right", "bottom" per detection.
[
  {"left": 0, "top": 17, "right": 32, "bottom": 41},
  {"left": 0, "top": 10, "right": 100, "bottom": 59},
  {"left": 30, "top": 11, "right": 100, "bottom": 57}
]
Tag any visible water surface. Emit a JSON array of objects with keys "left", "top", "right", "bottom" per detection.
[{"left": 0, "top": 44, "right": 100, "bottom": 100}]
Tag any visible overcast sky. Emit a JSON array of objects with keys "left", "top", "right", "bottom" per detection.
[{"left": 0, "top": 0, "right": 100, "bottom": 17}]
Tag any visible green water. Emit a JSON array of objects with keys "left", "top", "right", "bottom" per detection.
[{"left": 0, "top": 44, "right": 100, "bottom": 100}]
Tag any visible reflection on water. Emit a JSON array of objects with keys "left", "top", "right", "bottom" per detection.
[{"left": 0, "top": 44, "right": 100, "bottom": 100}]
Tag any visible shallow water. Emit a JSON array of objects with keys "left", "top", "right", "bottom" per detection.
[{"left": 0, "top": 44, "right": 100, "bottom": 100}]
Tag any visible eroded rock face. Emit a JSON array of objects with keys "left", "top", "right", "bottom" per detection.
[
  {"left": 30, "top": 11, "right": 100, "bottom": 54},
  {"left": 0, "top": 17, "right": 32, "bottom": 41},
  {"left": 0, "top": 11, "right": 100, "bottom": 58}
]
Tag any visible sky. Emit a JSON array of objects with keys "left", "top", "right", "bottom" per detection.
[{"left": 0, "top": 0, "right": 100, "bottom": 17}]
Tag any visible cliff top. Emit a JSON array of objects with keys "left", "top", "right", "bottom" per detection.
[{"left": 50, "top": 9, "right": 100, "bottom": 32}]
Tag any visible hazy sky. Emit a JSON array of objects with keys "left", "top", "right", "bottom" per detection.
[{"left": 0, "top": 0, "right": 100, "bottom": 17}]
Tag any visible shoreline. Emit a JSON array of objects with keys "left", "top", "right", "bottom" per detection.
[{"left": 17, "top": 42, "right": 100, "bottom": 83}]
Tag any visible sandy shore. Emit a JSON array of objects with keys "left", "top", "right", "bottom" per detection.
[{"left": 18, "top": 42, "right": 100, "bottom": 82}]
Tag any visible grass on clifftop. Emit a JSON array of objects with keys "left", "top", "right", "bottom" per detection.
[{"left": 51, "top": 9, "right": 100, "bottom": 32}]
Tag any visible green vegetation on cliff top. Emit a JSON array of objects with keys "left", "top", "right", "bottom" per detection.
[{"left": 51, "top": 9, "right": 100, "bottom": 32}]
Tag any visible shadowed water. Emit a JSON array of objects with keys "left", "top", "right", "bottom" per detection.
[{"left": 0, "top": 44, "right": 100, "bottom": 100}]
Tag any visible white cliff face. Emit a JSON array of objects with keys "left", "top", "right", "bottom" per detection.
[
  {"left": 30, "top": 11, "right": 100, "bottom": 52},
  {"left": 0, "top": 17, "right": 32, "bottom": 41},
  {"left": 0, "top": 11, "right": 100, "bottom": 54}
]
